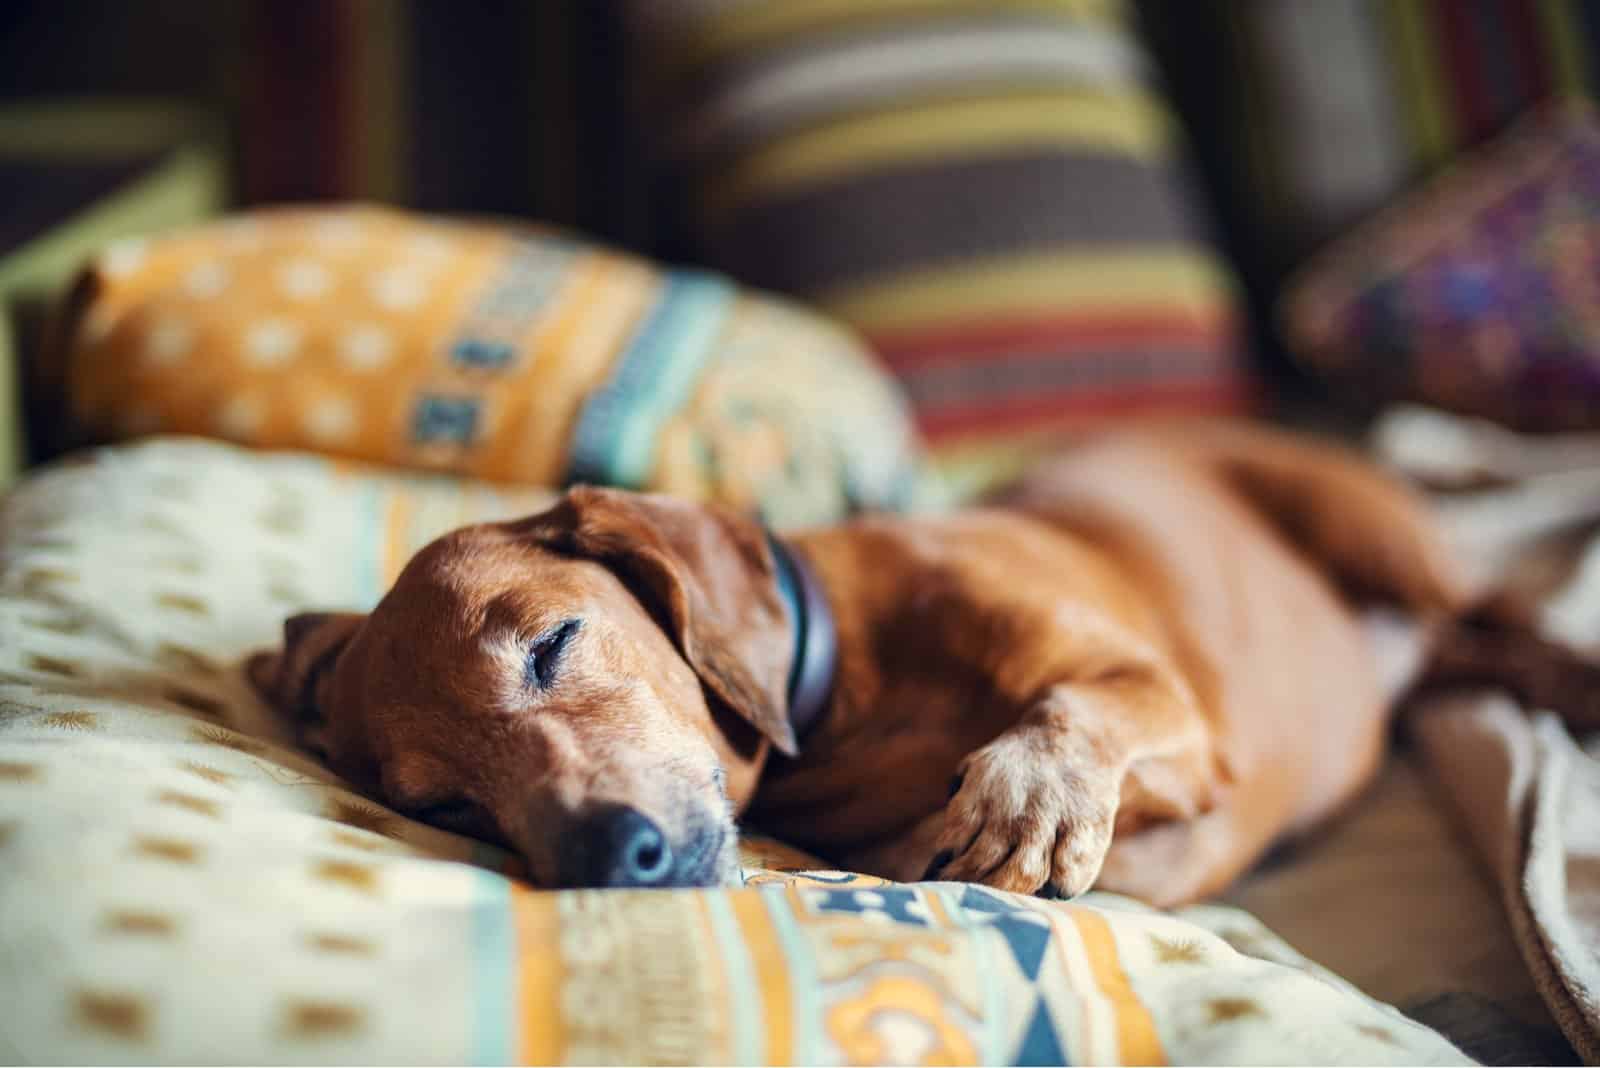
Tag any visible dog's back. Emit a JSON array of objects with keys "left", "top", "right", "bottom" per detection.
[{"left": 997, "top": 420, "right": 1468, "bottom": 903}]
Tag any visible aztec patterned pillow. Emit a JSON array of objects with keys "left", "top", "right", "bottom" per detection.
[
  {"left": 0, "top": 437, "right": 1468, "bottom": 1065},
  {"left": 43, "top": 205, "right": 933, "bottom": 528},
  {"left": 627, "top": 0, "right": 1251, "bottom": 490},
  {"left": 1284, "top": 99, "right": 1600, "bottom": 431}
]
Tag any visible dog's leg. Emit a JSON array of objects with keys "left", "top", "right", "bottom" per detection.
[
  {"left": 1420, "top": 606, "right": 1600, "bottom": 731},
  {"left": 1170, "top": 418, "right": 1473, "bottom": 613},
  {"left": 840, "top": 811, "right": 948, "bottom": 883},
  {"left": 927, "top": 674, "right": 1214, "bottom": 898}
]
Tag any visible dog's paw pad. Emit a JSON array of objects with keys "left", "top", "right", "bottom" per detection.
[{"left": 933, "top": 733, "right": 1117, "bottom": 897}]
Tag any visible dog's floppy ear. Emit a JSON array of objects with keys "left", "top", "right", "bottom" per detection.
[
  {"left": 515, "top": 486, "right": 798, "bottom": 756},
  {"left": 246, "top": 611, "right": 365, "bottom": 755}
]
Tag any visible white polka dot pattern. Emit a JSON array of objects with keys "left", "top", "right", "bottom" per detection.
[
  {"left": 303, "top": 397, "right": 357, "bottom": 445},
  {"left": 277, "top": 259, "right": 333, "bottom": 301},
  {"left": 366, "top": 266, "right": 427, "bottom": 311},
  {"left": 215, "top": 395, "right": 267, "bottom": 439},
  {"left": 142, "top": 318, "right": 192, "bottom": 366},
  {"left": 58, "top": 205, "right": 933, "bottom": 522},
  {"left": 338, "top": 324, "right": 392, "bottom": 371},
  {"left": 243, "top": 319, "right": 301, "bottom": 368},
  {"left": 183, "top": 262, "right": 231, "bottom": 299}
]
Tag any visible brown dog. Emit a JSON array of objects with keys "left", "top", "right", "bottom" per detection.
[{"left": 251, "top": 420, "right": 1489, "bottom": 906}]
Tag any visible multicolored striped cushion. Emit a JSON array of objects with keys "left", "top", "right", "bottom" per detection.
[
  {"left": 628, "top": 0, "right": 1251, "bottom": 485},
  {"left": 46, "top": 205, "right": 932, "bottom": 526}
]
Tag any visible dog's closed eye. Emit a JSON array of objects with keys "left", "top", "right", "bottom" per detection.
[
  {"left": 411, "top": 797, "right": 491, "bottom": 835},
  {"left": 524, "top": 618, "right": 581, "bottom": 689}
]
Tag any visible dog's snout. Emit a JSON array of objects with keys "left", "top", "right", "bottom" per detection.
[{"left": 558, "top": 804, "right": 680, "bottom": 888}]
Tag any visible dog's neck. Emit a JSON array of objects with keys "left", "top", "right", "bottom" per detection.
[{"left": 765, "top": 531, "right": 837, "bottom": 746}]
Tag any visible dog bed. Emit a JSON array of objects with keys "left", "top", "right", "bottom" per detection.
[{"left": 0, "top": 437, "right": 1469, "bottom": 1064}]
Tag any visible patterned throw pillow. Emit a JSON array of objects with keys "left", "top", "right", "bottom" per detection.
[
  {"left": 45, "top": 205, "right": 933, "bottom": 527},
  {"left": 628, "top": 0, "right": 1251, "bottom": 487},
  {"left": 1284, "top": 98, "right": 1600, "bottom": 432}
]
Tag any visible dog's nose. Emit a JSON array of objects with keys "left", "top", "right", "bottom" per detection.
[{"left": 557, "top": 804, "right": 676, "bottom": 888}]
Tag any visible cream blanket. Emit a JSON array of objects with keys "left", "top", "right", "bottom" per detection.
[{"left": 1376, "top": 407, "right": 1600, "bottom": 1065}]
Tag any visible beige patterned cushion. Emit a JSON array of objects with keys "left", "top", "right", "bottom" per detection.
[{"left": 0, "top": 438, "right": 1468, "bottom": 1064}]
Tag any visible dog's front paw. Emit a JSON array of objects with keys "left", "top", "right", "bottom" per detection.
[{"left": 926, "top": 728, "right": 1117, "bottom": 898}]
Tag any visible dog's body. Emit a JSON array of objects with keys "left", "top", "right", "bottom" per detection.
[
  {"left": 752, "top": 421, "right": 1464, "bottom": 904},
  {"left": 252, "top": 420, "right": 1475, "bottom": 906}
]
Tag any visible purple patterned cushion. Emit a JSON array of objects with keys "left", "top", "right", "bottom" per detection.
[{"left": 1285, "top": 98, "right": 1600, "bottom": 430}]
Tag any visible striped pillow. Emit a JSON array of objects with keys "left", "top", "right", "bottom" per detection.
[{"left": 630, "top": 0, "right": 1251, "bottom": 484}]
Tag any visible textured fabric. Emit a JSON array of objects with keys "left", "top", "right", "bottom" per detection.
[
  {"left": 1285, "top": 100, "right": 1600, "bottom": 431},
  {"left": 0, "top": 436, "right": 1469, "bottom": 1065},
  {"left": 1374, "top": 406, "right": 1600, "bottom": 1064},
  {"left": 1223, "top": 754, "right": 1574, "bottom": 1065},
  {"left": 628, "top": 0, "right": 1250, "bottom": 485},
  {"left": 48, "top": 205, "right": 932, "bottom": 527},
  {"left": 1406, "top": 697, "right": 1600, "bottom": 1066}
]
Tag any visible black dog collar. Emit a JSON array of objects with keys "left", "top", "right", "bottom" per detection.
[{"left": 765, "top": 531, "right": 837, "bottom": 746}]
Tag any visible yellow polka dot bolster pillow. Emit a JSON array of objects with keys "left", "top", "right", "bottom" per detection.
[
  {"left": 0, "top": 436, "right": 1469, "bottom": 1064},
  {"left": 46, "top": 205, "right": 932, "bottom": 526}
]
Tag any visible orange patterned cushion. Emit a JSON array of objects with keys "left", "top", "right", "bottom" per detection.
[{"left": 47, "top": 205, "right": 930, "bottom": 525}]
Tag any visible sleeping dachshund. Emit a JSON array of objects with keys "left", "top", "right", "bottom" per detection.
[{"left": 248, "top": 419, "right": 1596, "bottom": 906}]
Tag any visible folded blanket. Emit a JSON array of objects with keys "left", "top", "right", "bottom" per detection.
[
  {"left": 1377, "top": 407, "right": 1600, "bottom": 1064},
  {"left": 1408, "top": 697, "right": 1600, "bottom": 1064},
  {"left": 0, "top": 437, "right": 1467, "bottom": 1065}
]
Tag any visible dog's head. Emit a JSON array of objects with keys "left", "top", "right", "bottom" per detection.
[{"left": 247, "top": 486, "right": 798, "bottom": 888}]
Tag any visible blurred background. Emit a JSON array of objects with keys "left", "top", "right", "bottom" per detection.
[{"left": 5, "top": 0, "right": 1600, "bottom": 490}]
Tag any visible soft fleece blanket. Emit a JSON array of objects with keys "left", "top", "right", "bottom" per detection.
[{"left": 1376, "top": 407, "right": 1600, "bottom": 1065}]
